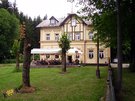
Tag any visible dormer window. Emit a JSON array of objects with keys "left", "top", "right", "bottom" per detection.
[
  {"left": 49, "top": 16, "right": 58, "bottom": 25},
  {"left": 50, "top": 19, "right": 56, "bottom": 25}
]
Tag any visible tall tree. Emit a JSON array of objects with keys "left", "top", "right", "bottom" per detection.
[
  {"left": 116, "top": 0, "right": 122, "bottom": 92},
  {"left": 58, "top": 33, "right": 70, "bottom": 72},
  {"left": 12, "top": 39, "right": 21, "bottom": 71},
  {"left": 75, "top": 0, "right": 135, "bottom": 93},
  {"left": 18, "top": 14, "right": 42, "bottom": 92},
  {"left": 0, "top": 0, "right": 11, "bottom": 9},
  {"left": 32, "top": 16, "right": 42, "bottom": 48},
  {"left": 1, "top": 0, "right": 43, "bottom": 92},
  {"left": 0, "top": 8, "right": 19, "bottom": 62},
  {"left": 20, "top": 21, "right": 35, "bottom": 92},
  {"left": 22, "top": 23, "right": 31, "bottom": 87}
]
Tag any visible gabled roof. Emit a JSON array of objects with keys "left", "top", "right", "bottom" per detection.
[
  {"left": 49, "top": 16, "right": 59, "bottom": 22},
  {"left": 36, "top": 18, "right": 65, "bottom": 28},
  {"left": 36, "top": 13, "right": 92, "bottom": 28},
  {"left": 60, "top": 13, "right": 88, "bottom": 26}
]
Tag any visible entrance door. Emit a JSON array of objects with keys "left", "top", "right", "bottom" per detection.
[{"left": 68, "top": 56, "right": 72, "bottom": 63}]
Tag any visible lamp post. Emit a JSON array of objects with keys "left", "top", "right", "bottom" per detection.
[{"left": 96, "top": 36, "right": 100, "bottom": 78}]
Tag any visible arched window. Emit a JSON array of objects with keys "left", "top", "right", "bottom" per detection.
[
  {"left": 89, "top": 50, "right": 94, "bottom": 59},
  {"left": 99, "top": 50, "right": 104, "bottom": 59}
]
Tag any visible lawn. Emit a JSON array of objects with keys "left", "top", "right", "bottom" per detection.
[
  {"left": 0, "top": 64, "right": 107, "bottom": 101},
  {"left": 115, "top": 69, "right": 135, "bottom": 101}
]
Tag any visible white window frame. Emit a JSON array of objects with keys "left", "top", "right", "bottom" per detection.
[
  {"left": 75, "top": 33, "right": 81, "bottom": 41},
  {"left": 99, "top": 50, "right": 104, "bottom": 59},
  {"left": 55, "top": 33, "right": 59, "bottom": 41},
  {"left": 50, "top": 19, "right": 55, "bottom": 25},
  {"left": 68, "top": 33, "right": 73, "bottom": 41},
  {"left": 46, "top": 34, "right": 50, "bottom": 40},
  {"left": 71, "top": 19, "right": 76, "bottom": 27},
  {"left": 89, "top": 50, "right": 94, "bottom": 59},
  {"left": 89, "top": 32, "right": 94, "bottom": 40}
]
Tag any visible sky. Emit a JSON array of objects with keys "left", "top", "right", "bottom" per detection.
[{"left": 8, "top": 0, "right": 80, "bottom": 19}]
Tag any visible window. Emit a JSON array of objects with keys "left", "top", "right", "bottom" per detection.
[
  {"left": 75, "top": 51, "right": 80, "bottom": 58},
  {"left": 89, "top": 50, "right": 94, "bottom": 59},
  {"left": 99, "top": 50, "right": 104, "bottom": 59},
  {"left": 55, "top": 33, "right": 59, "bottom": 40},
  {"left": 46, "top": 34, "right": 50, "bottom": 40},
  {"left": 75, "top": 33, "right": 81, "bottom": 40},
  {"left": 50, "top": 19, "right": 55, "bottom": 25},
  {"left": 68, "top": 33, "right": 72, "bottom": 41},
  {"left": 89, "top": 32, "right": 94, "bottom": 40},
  {"left": 71, "top": 19, "right": 76, "bottom": 27},
  {"left": 55, "top": 55, "right": 59, "bottom": 58},
  {"left": 46, "top": 54, "right": 50, "bottom": 59}
]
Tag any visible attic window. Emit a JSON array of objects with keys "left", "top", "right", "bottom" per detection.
[
  {"left": 71, "top": 19, "right": 76, "bottom": 27},
  {"left": 50, "top": 19, "right": 56, "bottom": 25}
]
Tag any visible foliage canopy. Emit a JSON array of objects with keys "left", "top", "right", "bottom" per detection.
[{"left": 0, "top": 8, "right": 19, "bottom": 62}]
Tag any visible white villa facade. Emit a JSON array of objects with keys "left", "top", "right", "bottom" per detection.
[{"left": 35, "top": 13, "right": 110, "bottom": 64}]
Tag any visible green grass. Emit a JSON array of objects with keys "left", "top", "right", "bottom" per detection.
[
  {"left": 0, "top": 64, "right": 107, "bottom": 101},
  {"left": 121, "top": 69, "right": 135, "bottom": 101},
  {"left": 113, "top": 68, "right": 135, "bottom": 101}
]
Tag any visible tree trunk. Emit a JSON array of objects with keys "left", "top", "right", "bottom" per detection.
[
  {"left": 129, "top": 1, "right": 135, "bottom": 72},
  {"left": 116, "top": 0, "right": 122, "bottom": 92},
  {"left": 22, "top": 37, "right": 31, "bottom": 87},
  {"left": 16, "top": 52, "right": 20, "bottom": 71},
  {"left": 96, "top": 38, "right": 100, "bottom": 78},
  {"left": 130, "top": 32, "right": 135, "bottom": 72},
  {"left": 62, "top": 51, "right": 66, "bottom": 72}
]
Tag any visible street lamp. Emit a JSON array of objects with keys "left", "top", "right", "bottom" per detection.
[{"left": 96, "top": 35, "right": 100, "bottom": 78}]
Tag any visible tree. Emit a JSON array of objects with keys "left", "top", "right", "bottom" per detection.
[
  {"left": 75, "top": 0, "right": 135, "bottom": 94},
  {"left": 18, "top": 15, "right": 42, "bottom": 92},
  {"left": 0, "top": 8, "right": 19, "bottom": 62},
  {"left": 1, "top": 0, "right": 42, "bottom": 92},
  {"left": 32, "top": 16, "right": 42, "bottom": 48},
  {"left": 58, "top": 33, "right": 70, "bottom": 72},
  {"left": 116, "top": 0, "right": 122, "bottom": 93},
  {"left": 22, "top": 28, "right": 31, "bottom": 87},
  {"left": 14, "top": 7, "right": 42, "bottom": 92},
  {"left": 0, "top": 0, "right": 11, "bottom": 9},
  {"left": 19, "top": 22, "right": 36, "bottom": 93},
  {"left": 12, "top": 39, "right": 21, "bottom": 71}
]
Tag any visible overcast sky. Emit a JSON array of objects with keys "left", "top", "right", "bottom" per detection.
[{"left": 8, "top": 0, "right": 79, "bottom": 19}]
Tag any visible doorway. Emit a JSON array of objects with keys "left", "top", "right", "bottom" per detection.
[{"left": 68, "top": 56, "right": 72, "bottom": 64}]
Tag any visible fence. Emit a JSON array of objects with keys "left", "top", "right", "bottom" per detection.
[{"left": 106, "top": 67, "right": 116, "bottom": 101}]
